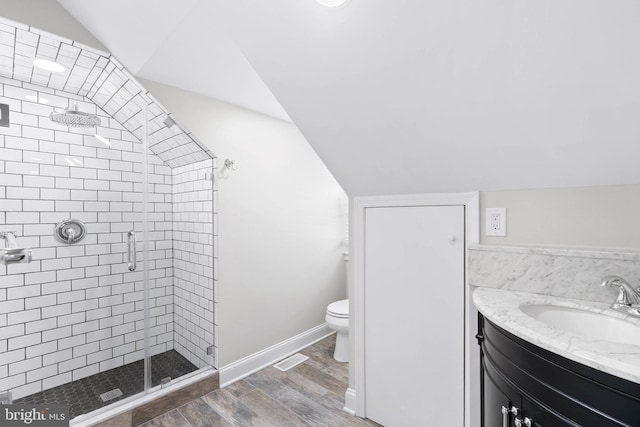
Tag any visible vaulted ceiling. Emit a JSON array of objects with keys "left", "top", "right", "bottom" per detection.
[
  {"left": 58, "top": 0, "right": 640, "bottom": 196},
  {"left": 57, "top": 0, "right": 290, "bottom": 122}
]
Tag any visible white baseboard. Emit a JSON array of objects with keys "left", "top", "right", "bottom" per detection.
[
  {"left": 219, "top": 323, "right": 334, "bottom": 387},
  {"left": 344, "top": 388, "right": 357, "bottom": 415}
]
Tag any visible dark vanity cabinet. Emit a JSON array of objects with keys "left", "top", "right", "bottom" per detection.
[{"left": 477, "top": 313, "right": 640, "bottom": 427}]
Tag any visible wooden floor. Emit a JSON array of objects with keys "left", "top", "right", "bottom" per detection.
[{"left": 140, "top": 335, "right": 379, "bottom": 427}]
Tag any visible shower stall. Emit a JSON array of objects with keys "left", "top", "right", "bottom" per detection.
[{"left": 0, "top": 17, "right": 217, "bottom": 421}]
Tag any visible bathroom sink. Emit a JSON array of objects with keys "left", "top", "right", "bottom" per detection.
[{"left": 520, "top": 304, "right": 640, "bottom": 345}]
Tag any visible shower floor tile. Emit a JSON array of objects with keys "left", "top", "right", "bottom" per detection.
[{"left": 14, "top": 350, "right": 199, "bottom": 420}]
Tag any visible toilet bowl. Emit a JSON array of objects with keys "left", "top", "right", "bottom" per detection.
[{"left": 325, "top": 299, "right": 349, "bottom": 362}]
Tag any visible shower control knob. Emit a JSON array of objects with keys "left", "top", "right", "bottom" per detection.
[
  {"left": 54, "top": 218, "right": 86, "bottom": 245},
  {"left": 448, "top": 235, "right": 456, "bottom": 245},
  {"left": 67, "top": 228, "right": 76, "bottom": 244}
]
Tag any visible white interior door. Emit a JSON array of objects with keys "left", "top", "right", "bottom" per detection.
[{"left": 364, "top": 205, "right": 465, "bottom": 427}]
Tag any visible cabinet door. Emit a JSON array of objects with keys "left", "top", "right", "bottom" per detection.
[
  {"left": 520, "top": 394, "right": 580, "bottom": 427},
  {"left": 480, "top": 315, "right": 640, "bottom": 427},
  {"left": 481, "top": 351, "right": 516, "bottom": 427},
  {"left": 482, "top": 364, "right": 512, "bottom": 427},
  {"left": 364, "top": 205, "right": 464, "bottom": 426}
]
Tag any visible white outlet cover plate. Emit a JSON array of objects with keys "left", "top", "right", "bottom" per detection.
[{"left": 485, "top": 208, "right": 506, "bottom": 237}]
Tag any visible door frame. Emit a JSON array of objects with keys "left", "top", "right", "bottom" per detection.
[{"left": 352, "top": 192, "right": 479, "bottom": 426}]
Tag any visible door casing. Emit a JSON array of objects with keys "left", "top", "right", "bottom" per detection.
[{"left": 352, "top": 192, "right": 479, "bottom": 427}]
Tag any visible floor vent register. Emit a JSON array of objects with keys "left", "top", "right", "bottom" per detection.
[{"left": 273, "top": 353, "right": 309, "bottom": 372}]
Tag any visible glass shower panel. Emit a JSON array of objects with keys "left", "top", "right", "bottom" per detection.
[
  {"left": 0, "top": 20, "right": 217, "bottom": 421},
  {"left": 0, "top": 83, "right": 148, "bottom": 419},
  {"left": 167, "top": 157, "right": 216, "bottom": 374},
  {"left": 144, "top": 108, "right": 216, "bottom": 387}
]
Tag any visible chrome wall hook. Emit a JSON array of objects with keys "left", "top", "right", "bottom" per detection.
[{"left": 224, "top": 159, "right": 238, "bottom": 171}]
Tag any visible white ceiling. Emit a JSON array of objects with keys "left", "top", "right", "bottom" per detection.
[
  {"left": 58, "top": 0, "right": 640, "bottom": 196},
  {"left": 57, "top": 0, "right": 291, "bottom": 122}
]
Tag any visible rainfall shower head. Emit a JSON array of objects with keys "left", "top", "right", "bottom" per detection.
[{"left": 50, "top": 101, "right": 101, "bottom": 128}]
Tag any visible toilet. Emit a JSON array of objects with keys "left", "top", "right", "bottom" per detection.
[{"left": 325, "top": 299, "right": 349, "bottom": 362}]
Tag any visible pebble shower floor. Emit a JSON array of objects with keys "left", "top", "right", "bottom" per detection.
[{"left": 14, "top": 350, "right": 197, "bottom": 419}]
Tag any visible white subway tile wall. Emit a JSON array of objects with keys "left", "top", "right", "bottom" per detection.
[
  {"left": 172, "top": 160, "right": 215, "bottom": 368},
  {"left": 0, "top": 80, "right": 216, "bottom": 400},
  {"left": 0, "top": 16, "right": 213, "bottom": 169}
]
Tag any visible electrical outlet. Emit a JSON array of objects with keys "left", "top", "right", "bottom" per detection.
[{"left": 485, "top": 208, "right": 506, "bottom": 237}]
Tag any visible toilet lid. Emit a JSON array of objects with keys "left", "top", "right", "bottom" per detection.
[{"left": 327, "top": 299, "right": 349, "bottom": 318}]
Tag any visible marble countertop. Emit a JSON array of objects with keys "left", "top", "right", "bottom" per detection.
[{"left": 473, "top": 287, "right": 640, "bottom": 385}]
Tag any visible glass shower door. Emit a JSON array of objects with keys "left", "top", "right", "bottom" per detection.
[
  {"left": 0, "top": 94, "right": 149, "bottom": 419},
  {"left": 0, "top": 21, "right": 216, "bottom": 422}
]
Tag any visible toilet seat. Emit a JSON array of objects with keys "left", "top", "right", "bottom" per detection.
[{"left": 327, "top": 299, "right": 349, "bottom": 318}]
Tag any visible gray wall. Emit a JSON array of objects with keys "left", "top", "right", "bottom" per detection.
[
  {"left": 0, "top": 0, "right": 106, "bottom": 50},
  {"left": 141, "top": 79, "right": 348, "bottom": 367},
  {"left": 481, "top": 185, "right": 640, "bottom": 249}
]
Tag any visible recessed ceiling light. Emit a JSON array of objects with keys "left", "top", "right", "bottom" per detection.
[
  {"left": 317, "top": 0, "right": 349, "bottom": 7},
  {"left": 32, "top": 58, "right": 65, "bottom": 73}
]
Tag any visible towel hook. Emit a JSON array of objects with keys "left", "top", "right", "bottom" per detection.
[{"left": 224, "top": 159, "right": 238, "bottom": 171}]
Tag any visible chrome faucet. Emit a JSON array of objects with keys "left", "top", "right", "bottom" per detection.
[
  {"left": 601, "top": 275, "right": 640, "bottom": 316},
  {"left": 0, "top": 232, "right": 33, "bottom": 265}
]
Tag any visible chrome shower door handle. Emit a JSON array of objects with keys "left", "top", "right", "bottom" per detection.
[{"left": 127, "top": 230, "right": 137, "bottom": 271}]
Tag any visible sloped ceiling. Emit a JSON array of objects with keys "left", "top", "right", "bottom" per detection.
[
  {"left": 58, "top": 0, "right": 640, "bottom": 196},
  {"left": 57, "top": 0, "right": 290, "bottom": 122}
]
